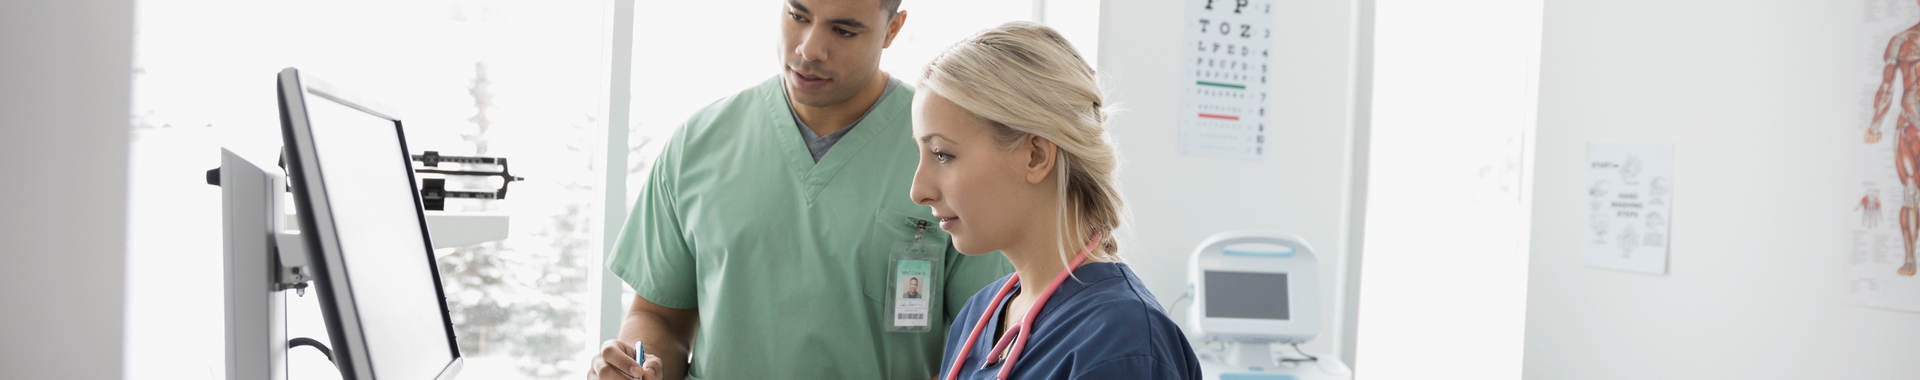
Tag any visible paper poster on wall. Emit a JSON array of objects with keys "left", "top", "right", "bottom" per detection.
[
  {"left": 1850, "top": 0, "right": 1920, "bottom": 312},
  {"left": 1180, "top": 0, "right": 1274, "bottom": 160},
  {"left": 1584, "top": 143, "right": 1674, "bottom": 275}
]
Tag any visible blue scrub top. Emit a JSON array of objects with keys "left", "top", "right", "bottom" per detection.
[{"left": 940, "top": 262, "right": 1203, "bottom": 380}]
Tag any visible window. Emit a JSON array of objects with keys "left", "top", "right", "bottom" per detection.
[
  {"left": 128, "top": 0, "right": 610, "bottom": 378},
  {"left": 1356, "top": 0, "right": 1542, "bottom": 378}
]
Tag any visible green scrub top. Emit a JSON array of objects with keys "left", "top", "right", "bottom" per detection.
[{"left": 609, "top": 75, "right": 1013, "bottom": 379}]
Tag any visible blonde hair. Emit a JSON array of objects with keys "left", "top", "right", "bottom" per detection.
[{"left": 920, "top": 21, "right": 1124, "bottom": 264}]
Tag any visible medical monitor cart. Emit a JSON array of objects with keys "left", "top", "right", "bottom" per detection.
[{"left": 1188, "top": 231, "right": 1352, "bottom": 380}]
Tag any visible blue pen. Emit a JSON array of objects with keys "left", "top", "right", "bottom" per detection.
[{"left": 635, "top": 341, "right": 646, "bottom": 372}]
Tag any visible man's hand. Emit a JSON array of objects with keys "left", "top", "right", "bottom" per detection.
[
  {"left": 590, "top": 294, "right": 696, "bottom": 379},
  {"left": 589, "top": 339, "right": 663, "bottom": 380}
]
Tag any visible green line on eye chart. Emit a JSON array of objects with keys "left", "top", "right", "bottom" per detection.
[{"left": 1196, "top": 81, "right": 1246, "bottom": 90}]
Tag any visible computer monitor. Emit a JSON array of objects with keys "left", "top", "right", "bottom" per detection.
[
  {"left": 1188, "top": 232, "right": 1321, "bottom": 344},
  {"left": 277, "top": 67, "right": 463, "bottom": 380}
]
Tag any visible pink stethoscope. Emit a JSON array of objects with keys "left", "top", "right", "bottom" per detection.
[{"left": 944, "top": 232, "right": 1103, "bottom": 380}]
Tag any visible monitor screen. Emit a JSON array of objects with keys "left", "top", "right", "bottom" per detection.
[
  {"left": 281, "top": 69, "right": 460, "bottom": 380},
  {"left": 1204, "top": 270, "right": 1290, "bottom": 320}
]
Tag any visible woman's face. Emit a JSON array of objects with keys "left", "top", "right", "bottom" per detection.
[{"left": 909, "top": 91, "right": 1054, "bottom": 255}]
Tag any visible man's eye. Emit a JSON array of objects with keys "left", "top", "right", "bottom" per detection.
[{"left": 836, "top": 28, "right": 857, "bottom": 38}]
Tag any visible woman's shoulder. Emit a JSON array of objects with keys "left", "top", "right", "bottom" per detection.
[
  {"left": 1063, "top": 263, "right": 1173, "bottom": 319},
  {"left": 1046, "top": 265, "right": 1203, "bottom": 379},
  {"left": 1047, "top": 264, "right": 1189, "bottom": 341},
  {"left": 1063, "top": 295, "right": 1173, "bottom": 332}
]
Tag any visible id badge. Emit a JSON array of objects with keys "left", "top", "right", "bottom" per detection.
[{"left": 887, "top": 220, "right": 942, "bottom": 332}]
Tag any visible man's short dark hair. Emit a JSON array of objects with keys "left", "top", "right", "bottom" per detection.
[{"left": 884, "top": 0, "right": 901, "bottom": 15}]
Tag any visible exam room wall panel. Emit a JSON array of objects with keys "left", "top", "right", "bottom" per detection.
[
  {"left": 0, "top": 1, "right": 135, "bottom": 379},
  {"left": 1097, "top": 0, "right": 1364, "bottom": 364},
  {"left": 1525, "top": 0, "right": 1920, "bottom": 379}
]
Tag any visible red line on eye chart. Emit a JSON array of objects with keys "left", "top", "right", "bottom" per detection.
[{"left": 1197, "top": 113, "right": 1240, "bottom": 121}]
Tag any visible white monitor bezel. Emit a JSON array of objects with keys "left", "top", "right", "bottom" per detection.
[{"left": 1189, "top": 232, "right": 1321, "bottom": 344}]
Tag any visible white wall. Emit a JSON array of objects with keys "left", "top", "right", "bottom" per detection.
[
  {"left": 1526, "top": 0, "right": 1920, "bottom": 379},
  {"left": 0, "top": 1, "right": 134, "bottom": 379},
  {"left": 1099, "top": 0, "right": 1363, "bottom": 361}
]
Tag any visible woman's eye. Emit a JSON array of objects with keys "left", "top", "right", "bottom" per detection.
[{"left": 933, "top": 152, "right": 955, "bottom": 163}]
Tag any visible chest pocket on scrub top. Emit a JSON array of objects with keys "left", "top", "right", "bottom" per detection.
[{"left": 861, "top": 208, "right": 949, "bottom": 314}]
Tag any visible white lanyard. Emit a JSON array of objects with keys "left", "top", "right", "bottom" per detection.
[{"left": 945, "top": 233, "right": 1103, "bottom": 380}]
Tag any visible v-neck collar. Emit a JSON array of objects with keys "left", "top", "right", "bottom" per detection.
[{"left": 768, "top": 76, "right": 900, "bottom": 205}]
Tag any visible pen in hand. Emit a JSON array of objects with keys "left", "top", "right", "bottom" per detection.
[{"left": 634, "top": 342, "right": 646, "bottom": 379}]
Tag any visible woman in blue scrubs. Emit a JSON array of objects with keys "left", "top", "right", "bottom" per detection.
[{"left": 909, "top": 22, "right": 1202, "bottom": 380}]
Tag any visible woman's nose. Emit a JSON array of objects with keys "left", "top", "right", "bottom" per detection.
[{"left": 909, "top": 172, "right": 936, "bottom": 205}]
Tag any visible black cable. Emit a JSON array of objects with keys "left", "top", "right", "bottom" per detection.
[
  {"left": 289, "top": 337, "right": 335, "bottom": 363},
  {"left": 1276, "top": 342, "right": 1319, "bottom": 364}
]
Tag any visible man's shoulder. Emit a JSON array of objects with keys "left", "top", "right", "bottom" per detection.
[
  {"left": 681, "top": 76, "right": 784, "bottom": 132},
  {"left": 655, "top": 76, "right": 785, "bottom": 162}
]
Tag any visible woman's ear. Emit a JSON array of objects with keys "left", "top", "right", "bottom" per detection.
[{"left": 1025, "top": 135, "right": 1058, "bottom": 184}]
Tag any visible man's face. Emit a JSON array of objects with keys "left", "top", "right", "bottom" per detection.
[
  {"left": 907, "top": 277, "right": 921, "bottom": 292},
  {"left": 779, "top": 0, "right": 904, "bottom": 108}
]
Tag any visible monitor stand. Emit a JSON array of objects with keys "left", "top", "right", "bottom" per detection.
[
  {"left": 217, "top": 148, "right": 500, "bottom": 380},
  {"left": 1228, "top": 341, "right": 1275, "bottom": 368},
  {"left": 219, "top": 149, "right": 313, "bottom": 380}
]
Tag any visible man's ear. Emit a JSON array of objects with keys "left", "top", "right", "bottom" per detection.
[
  {"left": 883, "top": 10, "right": 908, "bottom": 48},
  {"left": 1025, "top": 135, "right": 1058, "bottom": 184}
]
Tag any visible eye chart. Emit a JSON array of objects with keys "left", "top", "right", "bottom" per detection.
[{"left": 1182, "top": 0, "right": 1275, "bottom": 160}]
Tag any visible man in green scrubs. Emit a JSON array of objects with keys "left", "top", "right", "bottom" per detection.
[{"left": 588, "top": 0, "right": 1011, "bottom": 379}]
